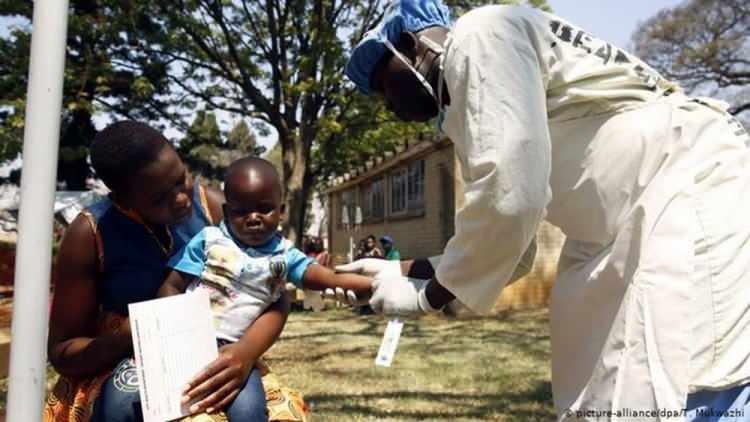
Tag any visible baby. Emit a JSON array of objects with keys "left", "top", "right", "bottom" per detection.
[{"left": 158, "top": 157, "right": 371, "bottom": 343}]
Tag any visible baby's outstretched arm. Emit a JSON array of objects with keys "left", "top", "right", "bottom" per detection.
[
  {"left": 302, "top": 264, "right": 372, "bottom": 298},
  {"left": 158, "top": 270, "right": 194, "bottom": 297}
]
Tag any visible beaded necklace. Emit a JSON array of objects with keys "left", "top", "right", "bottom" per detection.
[{"left": 111, "top": 202, "right": 174, "bottom": 257}]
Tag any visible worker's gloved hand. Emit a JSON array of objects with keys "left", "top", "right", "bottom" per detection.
[
  {"left": 335, "top": 258, "right": 402, "bottom": 278},
  {"left": 369, "top": 275, "right": 437, "bottom": 317}
]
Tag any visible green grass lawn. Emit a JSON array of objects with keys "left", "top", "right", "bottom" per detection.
[
  {"left": 265, "top": 307, "right": 554, "bottom": 421},
  {"left": 0, "top": 307, "right": 554, "bottom": 421}
]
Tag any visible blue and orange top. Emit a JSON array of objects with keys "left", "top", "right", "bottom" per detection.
[{"left": 80, "top": 181, "right": 215, "bottom": 315}]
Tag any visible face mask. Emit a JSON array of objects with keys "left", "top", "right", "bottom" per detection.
[
  {"left": 419, "top": 36, "right": 448, "bottom": 133},
  {"left": 419, "top": 37, "right": 445, "bottom": 133},
  {"left": 419, "top": 36, "right": 447, "bottom": 135},
  {"left": 382, "top": 38, "right": 437, "bottom": 102},
  {"left": 431, "top": 108, "right": 446, "bottom": 134},
  {"left": 382, "top": 35, "right": 447, "bottom": 110}
]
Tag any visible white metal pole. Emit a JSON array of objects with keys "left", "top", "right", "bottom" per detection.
[{"left": 6, "top": 0, "right": 69, "bottom": 421}]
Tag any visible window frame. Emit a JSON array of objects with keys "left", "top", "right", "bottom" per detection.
[
  {"left": 361, "top": 177, "right": 385, "bottom": 223},
  {"left": 390, "top": 167, "right": 408, "bottom": 216},
  {"left": 389, "top": 159, "right": 425, "bottom": 218},
  {"left": 406, "top": 159, "right": 425, "bottom": 212},
  {"left": 337, "top": 189, "right": 356, "bottom": 229}
]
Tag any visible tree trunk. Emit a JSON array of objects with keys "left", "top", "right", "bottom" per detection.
[
  {"left": 58, "top": 109, "right": 96, "bottom": 190},
  {"left": 281, "top": 134, "right": 307, "bottom": 247},
  {"left": 280, "top": 126, "right": 320, "bottom": 248}
]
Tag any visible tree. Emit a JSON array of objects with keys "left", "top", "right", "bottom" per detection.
[
  {"left": 311, "top": 0, "right": 553, "bottom": 169},
  {"left": 3, "top": 1, "right": 549, "bottom": 236},
  {"left": 179, "top": 110, "right": 223, "bottom": 183},
  {"left": 314, "top": 0, "right": 552, "bottom": 189},
  {"left": 118, "top": 0, "right": 394, "bottom": 244},
  {"left": 135, "top": 0, "right": 553, "bottom": 244},
  {"left": 227, "top": 120, "right": 262, "bottom": 154},
  {"left": 57, "top": 109, "right": 97, "bottom": 190},
  {"left": 264, "top": 142, "right": 283, "bottom": 178},
  {"left": 632, "top": 0, "right": 750, "bottom": 119},
  {"left": 0, "top": 1, "right": 180, "bottom": 188},
  {"left": 179, "top": 112, "right": 265, "bottom": 185},
  {"left": 312, "top": 97, "right": 430, "bottom": 187}
]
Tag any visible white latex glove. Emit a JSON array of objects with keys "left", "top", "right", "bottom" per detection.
[
  {"left": 332, "top": 259, "right": 401, "bottom": 307},
  {"left": 369, "top": 275, "right": 437, "bottom": 316},
  {"left": 335, "top": 258, "right": 402, "bottom": 278}
]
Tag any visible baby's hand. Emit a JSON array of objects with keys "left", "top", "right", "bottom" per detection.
[
  {"left": 331, "top": 272, "right": 374, "bottom": 306},
  {"left": 182, "top": 342, "right": 253, "bottom": 414},
  {"left": 265, "top": 277, "right": 284, "bottom": 296},
  {"left": 322, "top": 283, "right": 371, "bottom": 306},
  {"left": 267, "top": 258, "right": 288, "bottom": 295}
]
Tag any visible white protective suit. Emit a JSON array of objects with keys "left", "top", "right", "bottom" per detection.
[{"left": 433, "top": 5, "right": 750, "bottom": 420}]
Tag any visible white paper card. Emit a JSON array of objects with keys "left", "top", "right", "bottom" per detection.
[
  {"left": 375, "top": 319, "right": 404, "bottom": 367},
  {"left": 129, "top": 292, "right": 218, "bottom": 422}
]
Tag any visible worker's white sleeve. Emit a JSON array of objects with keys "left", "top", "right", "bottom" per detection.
[
  {"left": 428, "top": 237, "right": 536, "bottom": 284},
  {"left": 437, "top": 20, "right": 552, "bottom": 314}
]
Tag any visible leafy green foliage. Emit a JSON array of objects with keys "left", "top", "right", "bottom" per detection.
[
  {"left": 179, "top": 111, "right": 264, "bottom": 185},
  {"left": 0, "top": 0, "right": 180, "bottom": 186},
  {"left": 633, "top": 0, "right": 749, "bottom": 118},
  {"left": 109, "top": 0, "right": 395, "bottom": 242},
  {"left": 227, "top": 120, "right": 260, "bottom": 152},
  {"left": 312, "top": 93, "right": 431, "bottom": 189},
  {"left": 314, "top": 0, "right": 551, "bottom": 188},
  {"left": 0, "top": 0, "right": 550, "bottom": 237}
]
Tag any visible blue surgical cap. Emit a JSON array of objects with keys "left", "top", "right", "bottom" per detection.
[{"left": 345, "top": 0, "right": 452, "bottom": 95}]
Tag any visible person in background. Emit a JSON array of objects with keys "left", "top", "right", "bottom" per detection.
[
  {"left": 380, "top": 236, "right": 401, "bottom": 261},
  {"left": 361, "top": 234, "right": 383, "bottom": 259},
  {"left": 311, "top": 237, "right": 331, "bottom": 267},
  {"left": 354, "top": 238, "right": 367, "bottom": 260},
  {"left": 302, "top": 235, "right": 315, "bottom": 258}
]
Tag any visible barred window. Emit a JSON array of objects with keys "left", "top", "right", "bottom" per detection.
[
  {"left": 361, "top": 178, "right": 385, "bottom": 222},
  {"left": 338, "top": 189, "right": 356, "bottom": 228},
  {"left": 407, "top": 160, "right": 424, "bottom": 211},
  {"left": 390, "top": 160, "right": 425, "bottom": 216},
  {"left": 390, "top": 168, "right": 407, "bottom": 214}
]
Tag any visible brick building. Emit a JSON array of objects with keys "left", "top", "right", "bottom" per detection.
[{"left": 324, "top": 137, "right": 565, "bottom": 310}]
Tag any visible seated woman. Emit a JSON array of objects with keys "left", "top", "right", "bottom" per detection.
[{"left": 44, "top": 121, "right": 293, "bottom": 422}]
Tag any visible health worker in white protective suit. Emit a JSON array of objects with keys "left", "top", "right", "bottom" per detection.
[{"left": 338, "top": 0, "right": 750, "bottom": 420}]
